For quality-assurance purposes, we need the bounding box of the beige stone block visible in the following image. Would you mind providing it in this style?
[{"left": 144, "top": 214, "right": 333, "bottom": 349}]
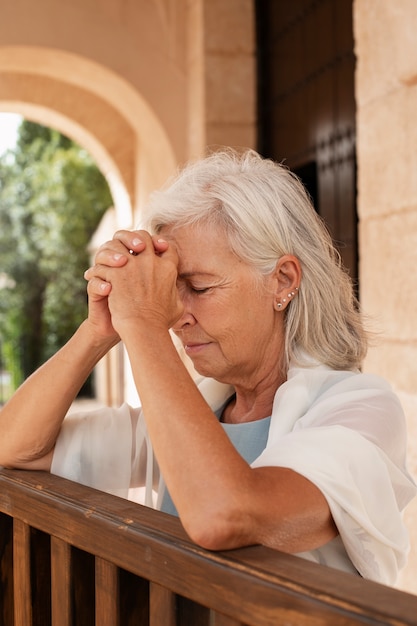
[
  {"left": 391, "top": 0, "right": 417, "bottom": 86},
  {"left": 364, "top": 341, "right": 417, "bottom": 394},
  {"left": 206, "top": 54, "right": 255, "bottom": 123},
  {"left": 357, "top": 85, "right": 417, "bottom": 217},
  {"left": 186, "top": 0, "right": 206, "bottom": 158},
  {"left": 204, "top": 0, "right": 254, "bottom": 54},
  {"left": 354, "top": 0, "right": 417, "bottom": 106},
  {"left": 360, "top": 211, "right": 417, "bottom": 342},
  {"left": 206, "top": 122, "right": 256, "bottom": 150}
]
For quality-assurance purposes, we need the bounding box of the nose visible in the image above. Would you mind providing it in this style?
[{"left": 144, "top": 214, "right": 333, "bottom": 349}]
[
  {"left": 172, "top": 309, "right": 196, "bottom": 332},
  {"left": 173, "top": 284, "right": 197, "bottom": 331}
]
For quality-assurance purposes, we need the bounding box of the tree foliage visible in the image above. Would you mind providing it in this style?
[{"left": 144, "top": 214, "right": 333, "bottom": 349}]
[{"left": 0, "top": 121, "right": 112, "bottom": 392}]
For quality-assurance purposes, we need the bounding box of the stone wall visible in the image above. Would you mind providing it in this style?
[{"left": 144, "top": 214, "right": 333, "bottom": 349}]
[{"left": 354, "top": 0, "right": 417, "bottom": 593}]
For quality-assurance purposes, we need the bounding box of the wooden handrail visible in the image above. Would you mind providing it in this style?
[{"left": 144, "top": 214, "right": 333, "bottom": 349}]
[{"left": 1, "top": 467, "right": 417, "bottom": 625}]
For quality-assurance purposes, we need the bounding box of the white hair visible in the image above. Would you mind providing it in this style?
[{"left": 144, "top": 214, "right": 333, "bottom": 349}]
[{"left": 142, "top": 149, "right": 368, "bottom": 371}]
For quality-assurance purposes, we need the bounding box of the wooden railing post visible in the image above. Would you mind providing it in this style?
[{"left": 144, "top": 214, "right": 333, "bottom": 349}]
[
  {"left": 149, "top": 582, "right": 176, "bottom": 626},
  {"left": 51, "top": 536, "right": 72, "bottom": 626},
  {"left": 95, "top": 557, "right": 119, "bottom": 626},
  {"left": 0, "top": 513, "right": 14, "bottom": 626},
  {"left": 13, "top": 519, "right": 32, "bottom": 626}
]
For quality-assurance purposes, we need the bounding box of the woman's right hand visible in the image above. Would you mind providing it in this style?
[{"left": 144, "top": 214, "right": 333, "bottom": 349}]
[{"left": 84, "top": 230, "right": 170, "bottom": 345}]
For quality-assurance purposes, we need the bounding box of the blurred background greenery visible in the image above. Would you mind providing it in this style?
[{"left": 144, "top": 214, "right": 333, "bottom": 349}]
[{"left": 0, "top": 120, "right": 112, "bottom": 402}]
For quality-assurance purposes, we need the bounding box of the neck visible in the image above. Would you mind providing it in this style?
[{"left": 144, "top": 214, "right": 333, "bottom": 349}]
[{"left": 221, "top": 372, "right": 286, "bottom": 424}]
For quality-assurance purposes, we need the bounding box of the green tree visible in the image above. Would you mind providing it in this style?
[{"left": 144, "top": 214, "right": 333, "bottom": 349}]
[{"left": 0, "top": 121, "right": 112, "bottom": 394}]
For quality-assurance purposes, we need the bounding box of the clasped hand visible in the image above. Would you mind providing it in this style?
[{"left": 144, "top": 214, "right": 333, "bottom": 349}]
[{"left": 84, "top": 230, "right": 184, "bottom": 341}]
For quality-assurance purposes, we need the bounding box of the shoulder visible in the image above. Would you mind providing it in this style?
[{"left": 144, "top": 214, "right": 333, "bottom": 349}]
[
  {"left": 286, "top": 360, "right": 397, "bottom": 404},
  {"left": 271, "top": 362, "right": 405, "bottom": 441}
]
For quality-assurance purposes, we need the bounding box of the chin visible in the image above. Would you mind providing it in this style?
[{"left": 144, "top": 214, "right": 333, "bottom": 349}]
[
  {"left": 187, "top": 352, "right": 229, "bottom": 382},
  {"left": 194, "top": 365, "right": 229, "bottom": 384}
]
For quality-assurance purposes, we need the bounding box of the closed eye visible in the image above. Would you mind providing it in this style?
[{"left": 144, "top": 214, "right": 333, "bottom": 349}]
[
  {"left": 177, "top": 275, "right": 219, "bottom": 295},
  {"left": 176, "top": 280, "right": 212, "bottom": 295}
]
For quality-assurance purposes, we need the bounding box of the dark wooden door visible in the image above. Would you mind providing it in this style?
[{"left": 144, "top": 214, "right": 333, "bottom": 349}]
[{"left": 256, "top": 0, "right": 357, "bottom": 283}]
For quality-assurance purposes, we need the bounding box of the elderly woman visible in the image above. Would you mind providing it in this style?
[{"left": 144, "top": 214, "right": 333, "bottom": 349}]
[{"left": 0, "top": 149, "right": 415, "bottom": 586}]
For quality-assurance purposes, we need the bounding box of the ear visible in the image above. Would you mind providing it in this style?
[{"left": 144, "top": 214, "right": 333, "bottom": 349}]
[{"left": 272, "top": 255, "right": 301, "bottom": 312}]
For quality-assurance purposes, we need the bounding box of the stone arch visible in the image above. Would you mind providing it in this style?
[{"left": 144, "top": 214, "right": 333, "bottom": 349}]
[
  {"left": 0, "top": 45, "right": 178, "bottom": 227},
  {"left": 0, "top": 44, "right": 182, "bottom": 407}
]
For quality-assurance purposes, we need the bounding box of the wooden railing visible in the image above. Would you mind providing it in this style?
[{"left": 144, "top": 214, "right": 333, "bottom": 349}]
[{"left": 1, "top": 468, "right": 417, "bottom": 626}]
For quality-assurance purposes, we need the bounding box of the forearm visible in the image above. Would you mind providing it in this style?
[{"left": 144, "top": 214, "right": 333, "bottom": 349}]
[
  {"left": 122, "top": 325, "right": 249, "bottom": 525},
  {"left": 0, "top": 320, "right": 115, "bottom": 468}
]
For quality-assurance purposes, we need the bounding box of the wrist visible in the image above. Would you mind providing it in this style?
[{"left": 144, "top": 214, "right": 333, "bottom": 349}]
[
  {"left": 121, "top": 321, "right": 178, "bottom": 360},
  {"left": 76, "top": 320, "right": 120, "bottom": 360},
  {"left": 116, "top": 316, "right": 171, "bottom": 342}
]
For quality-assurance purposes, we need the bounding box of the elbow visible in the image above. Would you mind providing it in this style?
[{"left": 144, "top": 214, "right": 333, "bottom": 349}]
[
  {"left": 0, "top": 445, "right": 53, "bottom": 472},
  {"left": 0, "top": 453, "right": 22, "bottom": 469},
  {"left": 181, "top": 504, "right": 249, "bottom": 551},
  {"left": 0, "top": 452, "right": 25, "bottom": 469},
  {"left": 185, "top": 526, "right": 228, "bottom": 552},
  {"left": 0, "top": 446, "right": 15, "bottom": 469},
  {"left": 0, "top": 459, "right": 14, "bottom": 469}
]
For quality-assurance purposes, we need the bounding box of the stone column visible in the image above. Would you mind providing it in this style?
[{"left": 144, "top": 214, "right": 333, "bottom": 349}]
[{"left": 354, "top": 0, "right": 417, "bottom": 593}]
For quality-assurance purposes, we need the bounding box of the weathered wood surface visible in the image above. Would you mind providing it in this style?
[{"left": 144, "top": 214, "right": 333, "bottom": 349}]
[{"left": 1, "top": 468, "right": 417, "bottom": 625}]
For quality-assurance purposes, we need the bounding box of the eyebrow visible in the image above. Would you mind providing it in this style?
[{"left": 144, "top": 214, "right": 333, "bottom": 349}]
[{"left": 178, "top": 271, "right": 218, "bottom": 280}]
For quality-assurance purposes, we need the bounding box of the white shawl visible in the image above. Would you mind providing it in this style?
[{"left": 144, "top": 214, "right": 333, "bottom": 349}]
[{"left": 51, "top": 362, "right": 416, "bottom": 585}]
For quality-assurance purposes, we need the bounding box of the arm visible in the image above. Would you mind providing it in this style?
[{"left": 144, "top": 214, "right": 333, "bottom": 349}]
[
  {"left": 87, "top": 231, "right": 336, "bottom": 554},
  {"left": 122, "top": 324, "right": 337, "bottom": 553},
  {"left": 0, "top": 245, "right": 130, "bottom": 471},
  {"left": 0, "top": 323, "right": 116, "bottom": 470}
]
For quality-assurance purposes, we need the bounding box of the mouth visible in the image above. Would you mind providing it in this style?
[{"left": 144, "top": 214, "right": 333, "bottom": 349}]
[{"left": 184, "top": 342, "right": 211, "bottom": 355}]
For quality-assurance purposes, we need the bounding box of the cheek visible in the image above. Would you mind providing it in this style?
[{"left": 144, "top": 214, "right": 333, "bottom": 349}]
[
  {"left": 212, "top": 314, "right": 254, "bottom": 353},
  {"left": 232, "top": 300, "right": 275, "bottom": 344}
]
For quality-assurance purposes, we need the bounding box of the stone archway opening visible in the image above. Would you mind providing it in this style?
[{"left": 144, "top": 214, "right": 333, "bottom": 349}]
[{"left": 0, "top": 45, "right": 179, "bottom": 407}]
